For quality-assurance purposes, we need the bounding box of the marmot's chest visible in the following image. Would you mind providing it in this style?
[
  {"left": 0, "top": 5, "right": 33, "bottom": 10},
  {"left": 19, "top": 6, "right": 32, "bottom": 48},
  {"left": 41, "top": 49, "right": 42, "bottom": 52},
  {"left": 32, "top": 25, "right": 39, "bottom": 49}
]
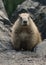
[
  {"left": 17, "top": 28, "right": 31, "bottom": 40},
  {"left": 16, "top": 27, "right": 34, "bottom": 40},
  {"left": 20, "top": 32, "right": 29, "bottom": 38}
]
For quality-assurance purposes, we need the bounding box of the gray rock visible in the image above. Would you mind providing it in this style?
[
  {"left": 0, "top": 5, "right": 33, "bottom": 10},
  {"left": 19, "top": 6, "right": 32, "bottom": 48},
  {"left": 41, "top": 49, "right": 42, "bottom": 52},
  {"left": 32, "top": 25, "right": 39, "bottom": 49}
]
[
  {"left": 0, "top": 0, "right": 11, "bottom": 25},
  {"left": 0, "top": 20, "right": 13, "bottom": 51},
  {"left": 33, "top": 0, "right": 46, "bottom": 5},
  {"left": 0, "top": 0, "right": 7, "bottom": 17},
  {"left": 35, "top": 39, "right": 46, "bottom": 57},
  {"left": 0, "top": 0, "right": 13, "bottom": 51}
]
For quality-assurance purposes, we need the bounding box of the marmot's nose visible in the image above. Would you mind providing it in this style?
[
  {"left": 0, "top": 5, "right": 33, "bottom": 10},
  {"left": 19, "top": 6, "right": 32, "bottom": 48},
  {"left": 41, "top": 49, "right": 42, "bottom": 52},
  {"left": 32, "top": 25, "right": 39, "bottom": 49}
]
[{"left": 23, "top": 21, "right": 27, "bottom": 24}]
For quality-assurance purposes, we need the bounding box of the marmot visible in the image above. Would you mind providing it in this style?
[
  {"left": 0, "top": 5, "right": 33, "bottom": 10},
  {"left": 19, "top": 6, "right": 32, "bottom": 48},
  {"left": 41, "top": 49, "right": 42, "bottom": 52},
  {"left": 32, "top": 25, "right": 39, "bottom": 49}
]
[{"left": 11, "top": 13, "right": 42, "bottom": 51}]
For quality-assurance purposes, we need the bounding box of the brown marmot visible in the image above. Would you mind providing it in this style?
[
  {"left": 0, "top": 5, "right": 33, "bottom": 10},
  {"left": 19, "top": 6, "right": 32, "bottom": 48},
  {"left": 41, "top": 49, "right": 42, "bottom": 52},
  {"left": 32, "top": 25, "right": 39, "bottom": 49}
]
[{"left": 11, "top": 13, "right": 42, "bottom": 51}]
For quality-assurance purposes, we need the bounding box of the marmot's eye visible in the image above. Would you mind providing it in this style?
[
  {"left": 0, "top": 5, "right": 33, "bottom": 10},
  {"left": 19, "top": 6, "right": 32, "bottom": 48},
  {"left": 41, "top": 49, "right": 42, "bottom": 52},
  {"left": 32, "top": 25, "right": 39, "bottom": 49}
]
[{"left": 19, "top": 17, "right": 22, "bottom": 20}]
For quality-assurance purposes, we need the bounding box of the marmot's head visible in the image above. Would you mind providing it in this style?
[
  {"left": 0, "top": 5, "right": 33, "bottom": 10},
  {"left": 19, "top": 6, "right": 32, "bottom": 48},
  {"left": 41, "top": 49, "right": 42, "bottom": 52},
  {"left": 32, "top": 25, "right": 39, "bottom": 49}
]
[{"left": 19, "top": 13, "right": 31, "bottom": 26}]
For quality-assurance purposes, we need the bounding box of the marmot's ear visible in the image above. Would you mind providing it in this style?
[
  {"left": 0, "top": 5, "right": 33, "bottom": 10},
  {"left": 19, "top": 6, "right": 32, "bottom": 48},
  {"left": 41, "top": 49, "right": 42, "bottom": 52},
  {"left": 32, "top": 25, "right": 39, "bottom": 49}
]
[
  {"left": 29, "top": 14, "right": 34, "bottom": 20},
  {"left": 28, "top": 14, "right": 32, "bottom": 20},
  {"left": 19, "top": 14, "right": 22, "bottom": 20},
  {"left": 19, "top": 14, "right": 21, "bottom": 17}
]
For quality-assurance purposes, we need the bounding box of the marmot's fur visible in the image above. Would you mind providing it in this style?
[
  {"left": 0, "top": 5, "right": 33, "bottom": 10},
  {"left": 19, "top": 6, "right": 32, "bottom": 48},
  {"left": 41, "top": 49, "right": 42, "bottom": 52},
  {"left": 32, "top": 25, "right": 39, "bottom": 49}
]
[{"left": 11, "top": 13, "right": 42, "bottom": 51}]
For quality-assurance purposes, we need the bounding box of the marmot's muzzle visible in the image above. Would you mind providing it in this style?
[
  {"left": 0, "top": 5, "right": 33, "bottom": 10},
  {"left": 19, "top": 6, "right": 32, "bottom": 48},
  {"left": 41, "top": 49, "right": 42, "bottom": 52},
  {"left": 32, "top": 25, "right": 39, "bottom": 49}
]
[{"left": 23, "top": 21, "right": 27, "bottom": 26}]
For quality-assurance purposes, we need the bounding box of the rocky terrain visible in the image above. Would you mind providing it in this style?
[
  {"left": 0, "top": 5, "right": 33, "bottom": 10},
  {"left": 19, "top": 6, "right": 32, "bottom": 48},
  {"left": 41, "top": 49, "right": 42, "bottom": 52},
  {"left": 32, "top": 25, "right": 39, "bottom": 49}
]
[{"left": 0, "top": 0, "right": 46, "bottom": 65}]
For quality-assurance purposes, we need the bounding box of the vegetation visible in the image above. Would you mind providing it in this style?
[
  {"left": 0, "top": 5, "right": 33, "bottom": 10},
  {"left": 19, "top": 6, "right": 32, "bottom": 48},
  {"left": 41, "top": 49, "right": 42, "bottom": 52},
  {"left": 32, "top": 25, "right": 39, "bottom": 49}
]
[{"left": 3, "top": 0, "right": 25, "bottom": 18}]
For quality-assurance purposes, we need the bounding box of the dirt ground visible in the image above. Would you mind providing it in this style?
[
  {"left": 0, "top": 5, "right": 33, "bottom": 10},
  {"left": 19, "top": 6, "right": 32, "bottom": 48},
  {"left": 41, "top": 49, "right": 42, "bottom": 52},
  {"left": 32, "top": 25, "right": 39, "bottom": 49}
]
[{"left": 0, "top": 50, "right": 46, "bottom": 65}]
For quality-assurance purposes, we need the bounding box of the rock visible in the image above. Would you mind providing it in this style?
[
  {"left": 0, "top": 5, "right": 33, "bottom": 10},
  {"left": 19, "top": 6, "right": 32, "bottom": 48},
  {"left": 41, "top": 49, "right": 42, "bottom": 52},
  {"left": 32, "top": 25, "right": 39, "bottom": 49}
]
[
  {"left": 0, "top": 20, "right": 13, "bottom": 51},
  {"left": 0, "top": 10, "right": 11, "bottom": 25},
  {"left": 11, "top": 0, "right": 46, "bottom": 39},
  {"left": 0, "top": 0, "right": 11, "bottom": 25},
  {"left": 0, "top": 0, "right": 13, "bottom": 51},
  {"left": 33, "top": 0, "right": 46, "bottom": 5},
  {"left": 0, "top": 0, "right": 7, "bottom": 17},
  {"left": 35, "top": 39, "right": 46, "bottom": 57}
]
